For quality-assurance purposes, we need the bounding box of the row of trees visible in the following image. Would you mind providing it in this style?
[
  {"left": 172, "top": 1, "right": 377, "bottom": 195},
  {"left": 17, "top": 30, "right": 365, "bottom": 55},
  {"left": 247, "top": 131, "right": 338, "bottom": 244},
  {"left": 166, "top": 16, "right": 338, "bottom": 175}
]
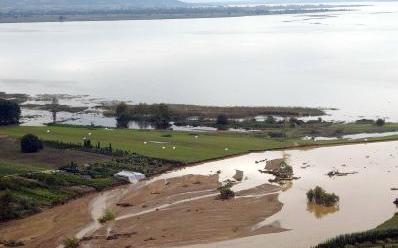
[
  {"left": 115, "top": 102, "right": 172, "bottom": 129},
  {"left": 115, "top": 101, "right": 234, "bottom": 130}
]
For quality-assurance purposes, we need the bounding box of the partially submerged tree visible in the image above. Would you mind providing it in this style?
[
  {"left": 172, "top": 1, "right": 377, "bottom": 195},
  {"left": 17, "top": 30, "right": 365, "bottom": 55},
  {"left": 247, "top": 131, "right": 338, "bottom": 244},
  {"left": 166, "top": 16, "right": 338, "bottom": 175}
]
[
  {"left": 115, "top": 102, "right": 130, "bottom": 128},
  {"left": 49, "top": 97, "right": 59, "bottom": 124},
  {"left": 307, "top": 186, "right": 339, "bottom": 207},
  {"left": 0, "top": 99, "right": 21, "bottom": 125},
  {"left": 153, "top": 103, "right": 171, "bottom": 129},
  {"left": 216, "top": 114, "right": 229, "bottom": 130}
]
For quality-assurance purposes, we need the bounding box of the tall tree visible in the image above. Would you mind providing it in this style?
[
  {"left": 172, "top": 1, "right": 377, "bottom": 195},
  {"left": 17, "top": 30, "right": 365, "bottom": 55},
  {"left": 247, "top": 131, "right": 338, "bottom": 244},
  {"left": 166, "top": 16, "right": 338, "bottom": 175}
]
[{"left": 0, "top": 99, "right": 21, "bottom": 125}]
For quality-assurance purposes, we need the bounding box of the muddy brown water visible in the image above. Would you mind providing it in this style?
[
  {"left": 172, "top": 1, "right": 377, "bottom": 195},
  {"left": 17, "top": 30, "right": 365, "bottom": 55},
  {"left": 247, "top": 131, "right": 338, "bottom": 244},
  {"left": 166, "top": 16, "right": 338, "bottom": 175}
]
[
  {"left": 155, "top": 141, "right": 398, "bottom": 248},
  {"left": 75, "top": 140, "right": 398, "bottom": 248}
]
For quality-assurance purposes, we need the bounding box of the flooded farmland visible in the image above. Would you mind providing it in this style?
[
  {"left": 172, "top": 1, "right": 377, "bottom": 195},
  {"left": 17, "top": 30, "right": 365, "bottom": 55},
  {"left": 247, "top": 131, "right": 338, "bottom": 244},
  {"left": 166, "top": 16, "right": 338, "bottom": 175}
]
[{"left": 152, "top": 141, "right": 398, "bottom": 248}]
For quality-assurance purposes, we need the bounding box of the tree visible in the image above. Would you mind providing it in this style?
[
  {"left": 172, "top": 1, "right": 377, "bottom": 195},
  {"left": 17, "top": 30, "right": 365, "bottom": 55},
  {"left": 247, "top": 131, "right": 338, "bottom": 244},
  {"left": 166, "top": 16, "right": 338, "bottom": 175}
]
[
  {"left": 115, "top": 102, "right": 130, "bottom": 128},
  {"left": 153, "top": 104, "right": 171, "bottom": 129},
  {"left": 307, "top": 186, "right": 339, "bottom": 207},
  {"left": 115, "top": 102, "right": 129, "bottom": 117},
  {"left": 0, "top": 99, "right": 21, "bottom": 125},
  {"left": 376, "top": 118, "right": 385, "bottom": 126},
  {"left": 50, "top": 97, "right": 59, "bottom": 124},
  {"left": 21, "top": 134, "right": 43, "bottom": 153},
  {"left": 216, "top": 114, "right": 229, "bottom": 125},
  {"left": 217, "top": 183, "right": 235, "bottom": 200}
]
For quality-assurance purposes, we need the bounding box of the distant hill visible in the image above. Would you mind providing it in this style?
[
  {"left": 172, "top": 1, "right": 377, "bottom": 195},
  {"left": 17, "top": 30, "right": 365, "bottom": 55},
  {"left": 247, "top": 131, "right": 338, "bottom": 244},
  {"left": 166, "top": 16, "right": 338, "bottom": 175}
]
[{"left": 0, "top": 0, "right": 189, "bottom": 11}]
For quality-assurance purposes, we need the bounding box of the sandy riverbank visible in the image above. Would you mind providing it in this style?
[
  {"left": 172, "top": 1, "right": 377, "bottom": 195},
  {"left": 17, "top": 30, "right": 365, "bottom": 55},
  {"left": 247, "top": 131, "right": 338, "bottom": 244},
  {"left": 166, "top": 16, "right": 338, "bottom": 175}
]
[
  {"left": 80, "top": 174, "right": 283, "bottom": 247},
  {"left": 0, "top": 174, "right": 283, "bottom": 248},
  {"left": 0, "top": 194, "right": 96, "bottom": 248}
]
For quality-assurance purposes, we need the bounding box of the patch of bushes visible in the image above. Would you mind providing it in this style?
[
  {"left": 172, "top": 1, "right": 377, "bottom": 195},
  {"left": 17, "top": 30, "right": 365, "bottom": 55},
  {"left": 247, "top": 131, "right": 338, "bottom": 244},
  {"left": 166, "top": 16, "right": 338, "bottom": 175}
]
[
  {"left": 62, "top": 238, "right": 79, "bottom": 248},
  {"left": 307, "top": 186, "right": 339, "bottom": 207},
  {"left": 20, "top": 134, "right": 43, "bottom": 153},
  {"left": 273, "top": 161, "right": 293, "bottom": 179},
  {"left": 44, "top": 140, "right": 128, "bottom": 157},
  {"left": 0, "top": 171, "right": 118, "bottom": 222},
  {"left": 0, "top": 190, "right": 40, "bottom": 222},
  {"left": 0, "top": 239, "right": 25, "bottom": 247},
  {"left": 98, "top": 209, "right": 115, "bottom": 224},
  {"left": 59, "top": 153, "right": 180, "bottom": 179},
  {"left": 268, "top": 131, "right": 286, "bottom": 138},
  {"left": 25, "top": 172, "right": 116, "bottom": 191},
  {"left": 217, "top": 183, "right": 235, "bottom": 200}
]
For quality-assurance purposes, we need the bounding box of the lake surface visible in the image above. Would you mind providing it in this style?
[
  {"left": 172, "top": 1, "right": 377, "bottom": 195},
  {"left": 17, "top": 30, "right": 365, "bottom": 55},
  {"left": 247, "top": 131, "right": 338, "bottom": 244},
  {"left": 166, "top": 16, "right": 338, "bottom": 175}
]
[
  {"left": 153, "top": 140, "right": 398, "bottom": 248},
  {"left": 1, "top": 2, "right": 398, "bottom": 121}
]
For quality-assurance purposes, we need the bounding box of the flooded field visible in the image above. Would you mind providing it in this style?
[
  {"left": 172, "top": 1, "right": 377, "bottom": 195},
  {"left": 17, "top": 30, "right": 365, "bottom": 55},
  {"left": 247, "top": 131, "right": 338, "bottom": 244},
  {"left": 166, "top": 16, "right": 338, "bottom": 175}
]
[{"left": 152, "top": 141, "right": 398, "bottom": 248}]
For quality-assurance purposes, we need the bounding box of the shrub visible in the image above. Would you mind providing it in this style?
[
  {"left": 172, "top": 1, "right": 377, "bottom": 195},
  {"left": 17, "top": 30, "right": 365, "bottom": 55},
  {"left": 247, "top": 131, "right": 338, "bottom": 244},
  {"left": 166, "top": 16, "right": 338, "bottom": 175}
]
[
  {"left": 217, "top": 183, "right": 235, "bottom": 200},
  {"left": 273, "top": 161, "right": 293, "bottom": 179},
  {"left": 20, "top": 134, "right": 43, "bottom": 153},
  {"left": 98, "top": 209, "right": 115, "bottom": 223},
  {"left": 307, "top": 186, "right": 339, "bottom": 207},
  {"left": 0, "top": 99, "right": 21, "bottom": 126},
  {"left": 62, "top": 238, "right": 79, "bottom": 248},
  {"left": 268, "top": 131, "right": 286, "bottom": 138},
  {"left": 376, "top": 118, "right": 385, "bottom": 126}
]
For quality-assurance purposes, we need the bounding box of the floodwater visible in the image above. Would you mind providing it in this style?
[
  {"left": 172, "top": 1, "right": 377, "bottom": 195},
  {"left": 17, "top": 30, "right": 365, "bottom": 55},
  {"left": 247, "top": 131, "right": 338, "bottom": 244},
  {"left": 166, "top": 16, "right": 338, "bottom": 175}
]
[
  {"left": 150, "top": 140, "right": 398, "bottom": 248},
  {"left": 1, "top": 2, "right": 398, "bottom": 121},
  {"left": 303, "top": 131, "right": 398, "bottom": 141}
]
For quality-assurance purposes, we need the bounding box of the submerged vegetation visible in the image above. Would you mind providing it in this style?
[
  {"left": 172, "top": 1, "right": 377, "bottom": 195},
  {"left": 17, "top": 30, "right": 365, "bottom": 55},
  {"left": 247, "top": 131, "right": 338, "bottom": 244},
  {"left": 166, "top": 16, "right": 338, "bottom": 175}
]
[
  {"left": 307, "top": 186, "right": 339, "bottom": 207},
  {"left": 115, "top": 102, "right": 172, "bottom": 129}
]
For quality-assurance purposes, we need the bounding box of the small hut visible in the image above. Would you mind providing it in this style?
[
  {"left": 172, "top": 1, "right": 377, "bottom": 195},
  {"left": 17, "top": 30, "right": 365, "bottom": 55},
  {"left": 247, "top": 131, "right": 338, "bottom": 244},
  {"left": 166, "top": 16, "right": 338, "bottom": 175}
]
[{"left": 115, "top": 171, "right": 146, "bottom": 183}]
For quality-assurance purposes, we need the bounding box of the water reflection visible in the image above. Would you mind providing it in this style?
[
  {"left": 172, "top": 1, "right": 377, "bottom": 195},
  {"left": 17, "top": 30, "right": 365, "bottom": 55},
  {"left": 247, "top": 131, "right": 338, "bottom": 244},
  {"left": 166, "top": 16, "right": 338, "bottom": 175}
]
[{"left": 306, "top": 202, "right": 340, "bottom": 219}]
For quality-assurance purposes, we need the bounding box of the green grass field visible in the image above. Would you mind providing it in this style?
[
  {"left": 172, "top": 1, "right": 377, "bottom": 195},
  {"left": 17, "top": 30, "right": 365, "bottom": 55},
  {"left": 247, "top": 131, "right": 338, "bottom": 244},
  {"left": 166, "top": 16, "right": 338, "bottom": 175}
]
[
  {"left": 0, "top": 126, "right": 303, "bottom": 163},
  {"left": 0, "top": 161, "right": 45, "bottom": 176},
  {"left": 2, "top": 125, "right": 398, "bottom": 163},
  {"left": 376, "top": 213, "right": 398, "bottom": 230}
]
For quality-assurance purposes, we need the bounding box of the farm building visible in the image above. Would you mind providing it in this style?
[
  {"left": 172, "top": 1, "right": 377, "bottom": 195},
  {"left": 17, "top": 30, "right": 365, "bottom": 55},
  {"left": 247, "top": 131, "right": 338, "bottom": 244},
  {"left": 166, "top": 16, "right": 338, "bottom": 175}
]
[{"left": 115, "top": 171, "right": 146, "bottom": 183}]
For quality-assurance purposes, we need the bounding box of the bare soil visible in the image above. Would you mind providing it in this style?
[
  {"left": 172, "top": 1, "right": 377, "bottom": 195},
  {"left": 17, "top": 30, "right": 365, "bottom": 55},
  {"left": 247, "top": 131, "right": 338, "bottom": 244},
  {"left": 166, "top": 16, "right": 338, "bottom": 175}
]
[
  {"left": 0, "top": 175, "right": 283, "bottom": 248},
  {"left": 0, "top": 137, "right": 111, "bottom": 169},
  {"left": 81, "top": 175, "right": 284, "bottom": 248},
  {"left": 0, "top": 194, "right": 96, "bottom": 248}
]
